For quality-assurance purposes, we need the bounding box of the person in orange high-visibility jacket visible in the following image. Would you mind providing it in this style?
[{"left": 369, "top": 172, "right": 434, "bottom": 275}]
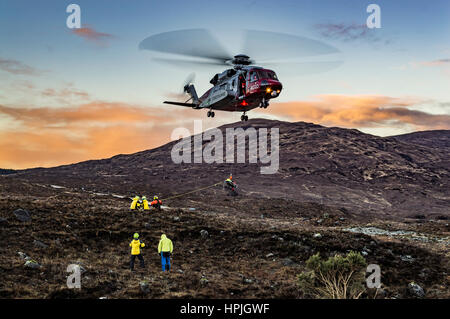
[
  {"left": 158, "top": 234, "right": 173, "bottom": 272},
  {"left": 150, "top": 195, "right": 162, "bottom": 210},
  {"left": 129, "top": 233, "right": 145, "bottom": 270}
]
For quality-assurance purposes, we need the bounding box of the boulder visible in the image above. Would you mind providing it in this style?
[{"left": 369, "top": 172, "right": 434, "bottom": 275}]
[
  {"left": 24, "top": 260, "right": 41, "bottom": 269},
  {"left": 139, "top": 281, "right": 150, "bottom": 294},
  {"left": 33, "top": 240, "right": 49, "bottom": 249},
  {"left": 18, "top": 251, "right": 29, "bottom": 260},
  {"left": 13, "top": 209, "right": 31, "bottom": 222},
  {"left": 200, "top": 276, "right": 209, "bottom": 286},
  {"left": 282, "top": 258, "right": 295, "bottom": 266},
  {"left": 313, "top": 233, "right": 322, "bottom": 239},
  {"left": 408, "top": 282, "right": 425, "bottom": 298},
  {"left": 200, "top": 230, "right": 209, "bottom": 238},
  {"left": 401, "top": 255, "right": 415, "bottom": 262}
]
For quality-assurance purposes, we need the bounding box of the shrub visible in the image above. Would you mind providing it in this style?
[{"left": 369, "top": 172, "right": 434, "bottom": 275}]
[{"left": 298, "top": 251, "right": 367, "bottom": 299}]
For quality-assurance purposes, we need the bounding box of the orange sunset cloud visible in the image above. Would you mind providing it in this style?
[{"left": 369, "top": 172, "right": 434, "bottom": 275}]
[
  {"left": 1, "top": 94, "right": 448, "bottom": 169},
  {"left": 0, "top": 101, "right": 228, "bottom": 169},
  {"left": 265, "top": 95, "right": 450, "bottom": 130}
]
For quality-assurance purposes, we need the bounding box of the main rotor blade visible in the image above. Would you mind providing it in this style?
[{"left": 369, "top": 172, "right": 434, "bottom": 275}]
[
  {"left": 151, "top": 57, "right": 229, "bottom": 68},
  {"left": 242, "top": 30, "right": 340, "bottom": 62},
  {"left": 264, "top": 61, "right": 343, "bottom": 77},
  {"left": 139, "top": 29, "right": 232, "bottom": 62}
]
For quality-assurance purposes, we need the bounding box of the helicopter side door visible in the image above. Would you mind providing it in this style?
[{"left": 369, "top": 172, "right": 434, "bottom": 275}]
[{"left": 246, "top": 69, "right": 260, "bottom": 95}]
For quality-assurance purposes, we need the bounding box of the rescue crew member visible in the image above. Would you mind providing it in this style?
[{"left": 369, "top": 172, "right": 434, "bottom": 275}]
[
  {"left": 158, "top": 234, "right": 173, "bottom": 272},
  {"left": 129, "top": 233, "right": 145, "bottom": 270},
  {"left": 150, "top": 195, "right": 162, "bottom": 210},
  {"left": 142, "top": 196, "right": 150, "bottom": 210},
  {"left": 130, "top": 196, "right": 140, "bottom": 210}
]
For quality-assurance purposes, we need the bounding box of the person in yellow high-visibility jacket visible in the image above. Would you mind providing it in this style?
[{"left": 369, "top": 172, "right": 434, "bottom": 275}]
[
  {"left": 142, "top": 196, "right": 150, "bottom": 210},
  {"left": 130, "top": 196, "right": 140, "bottom": 210},
  {"left": 158, "top": 234, "right": 173, "bottom": 272},
  {"left": 129, "top": 233, "right": 145, "bottom": 270}
]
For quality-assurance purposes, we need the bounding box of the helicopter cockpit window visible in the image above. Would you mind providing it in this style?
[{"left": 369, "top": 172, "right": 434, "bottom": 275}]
[
  {"left": 258, "top": 70, "right": 278, "bottom": 80},
  {"left": 250, "top": 71, "right": 259, "bottom": 82}
]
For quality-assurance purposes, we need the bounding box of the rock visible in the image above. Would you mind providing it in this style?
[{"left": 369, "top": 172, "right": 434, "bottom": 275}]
[
  {"left": 24, "top": 260, "right": 41, "bottom": 269},
  {"left": 408, "top": 282, "right": 425, "bottom": 298},
  {"left": 316, "top": 219, "right": 323, "bottom": 224},
  {"left": 313, "top": 233, "right": 322, "bottom": 239},
  {"left": 33, "top": 240, "right": 49, "bottom": 249},
  {"left": 99, "top": 297, "right": 108, "bottom": 299},
  {"left": 339, "top": 217, "right": 346, "bottom": 221},
  {"left": 200, "top": 277, "right": 209, "bottom": 286},
  {"left": 18, "top": 251, "right": 29, "bottom": 260},
  {"left": 243, "top": 278, "right": 253, "bottom": 284},
  {"left": 260, "top": 214, "right": 264, "bottom": 219},
  {"left": 282, "top": 258, "right": 295, "bottom": 266},
  {"left": 13, "top": 209, "right": 31, "bottom": 222},
  {"left": 0, "top": 217, "right": 8, "bottom": 225},
  {"left": 401, "top": 255, "right": 415, "bottom": 262},
  {"left": 361, "top": 251, "right": 369, "bottom": 257},
  {"left": 177, "top": 269, "right": 184, "bottom": 274},
  {"left": 173, "top": 217, "right": 180, "bottom": 221},
  {"left": 265, "top": 253, "right": 274, "bottom": 258},
  {"left": 139, "top": 281, "right": 150, "bottom": 294},
  {"left": 200, "top": 230, "right": 209, "bottom": 238},
  {"left": 144, "top": 223, "right": 151, "bottom": 229}
]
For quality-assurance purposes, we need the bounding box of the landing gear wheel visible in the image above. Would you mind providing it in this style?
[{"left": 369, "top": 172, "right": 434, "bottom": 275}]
[
  {"left": 211, "top": 111, "right": 215, "bottom": 118},
  {"left": 207, "top": 110, "right": 215, "bottom": 118},
  {"left": 241, "top": 115, "right": 248, "bottom": 121}
]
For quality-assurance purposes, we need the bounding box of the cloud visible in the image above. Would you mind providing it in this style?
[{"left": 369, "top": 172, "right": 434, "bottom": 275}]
[
  {"left": 314, "top": 23, "right": 381, "bottom": 42},
  {"left": 0, "top": 58, "right": 41, "bottom": 76},
  {"left": 263, "top": 95, "right": 450, "bottom": 130},
  {"left": 421, "top": 58, "right": 450, "bottom": 66},
  {"left": 71, "top": 26, "right": 115, "bottom": 46},
  {"left": 0, "top": 101, "right": 231, "bottom": 169}
]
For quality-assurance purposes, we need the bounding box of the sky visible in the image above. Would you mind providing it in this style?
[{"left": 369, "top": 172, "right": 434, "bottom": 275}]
[{"left": 0, "top": 0, "right": 449, "bottom": 169}]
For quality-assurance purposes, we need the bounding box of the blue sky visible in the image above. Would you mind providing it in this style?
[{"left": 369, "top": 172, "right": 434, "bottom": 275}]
[{"left": 0, "top": 0, "right": 449, "bottom": 168}]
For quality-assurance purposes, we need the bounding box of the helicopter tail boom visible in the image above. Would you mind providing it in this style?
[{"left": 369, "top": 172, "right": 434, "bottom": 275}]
[{"left": 163, "top": 101, "right": 201, "bottom": 109}]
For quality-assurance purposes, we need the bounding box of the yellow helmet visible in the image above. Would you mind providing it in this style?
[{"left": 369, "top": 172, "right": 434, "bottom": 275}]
[{"left": 154, "top": 195, "right": 158, "bottom": 200}]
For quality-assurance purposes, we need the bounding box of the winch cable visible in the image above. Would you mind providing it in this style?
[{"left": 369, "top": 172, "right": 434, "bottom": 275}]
[{"left": 162, "top": 181, "right": 223, "bottom": 201}]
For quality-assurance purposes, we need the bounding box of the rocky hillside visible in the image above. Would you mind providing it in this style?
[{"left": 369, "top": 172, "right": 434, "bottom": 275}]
[{"left": 4, "top": 119, "right": 449, "bottom": 219}]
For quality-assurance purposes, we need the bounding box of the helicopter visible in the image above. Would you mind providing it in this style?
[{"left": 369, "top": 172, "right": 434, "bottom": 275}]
[{"left": 139, "top": 29, "right": 341, "bottom": 121}]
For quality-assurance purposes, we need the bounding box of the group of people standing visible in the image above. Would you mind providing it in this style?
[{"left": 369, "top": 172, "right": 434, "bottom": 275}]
[
  {"left": 130, "top": 195, "right": 163, "bottom": 211},
  {"left": 129, "top": 233, "right": 173, "bottom": 272}
]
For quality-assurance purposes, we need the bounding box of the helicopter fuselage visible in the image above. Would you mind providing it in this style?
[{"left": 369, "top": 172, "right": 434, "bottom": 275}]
[{"left": 198, "top": 66, "right": 282, "bottom": 112}]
